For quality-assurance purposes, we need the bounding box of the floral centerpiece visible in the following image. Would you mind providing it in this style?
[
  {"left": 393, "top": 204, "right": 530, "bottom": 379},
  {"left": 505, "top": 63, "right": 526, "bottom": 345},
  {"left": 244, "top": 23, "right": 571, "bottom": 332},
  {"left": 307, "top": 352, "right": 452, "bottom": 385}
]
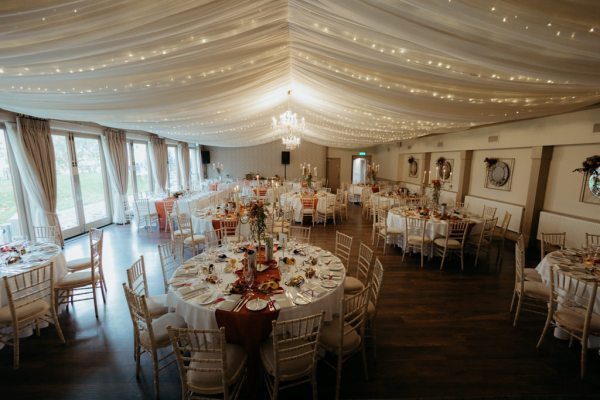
[
  {"left": 573, "top": 155, "right": 600, "bottom": 176},
  {"left": 304, "top": 173, "right": 313, "bottom": 189},
  {"left": 431, "top": 179, "right": 442, "bottom": 205},
  {"left": 171, "top": 190, "right": 185, "bottom": 199},
  {"left": 247, "top": 200, "right": 268, "bottom": 250}
]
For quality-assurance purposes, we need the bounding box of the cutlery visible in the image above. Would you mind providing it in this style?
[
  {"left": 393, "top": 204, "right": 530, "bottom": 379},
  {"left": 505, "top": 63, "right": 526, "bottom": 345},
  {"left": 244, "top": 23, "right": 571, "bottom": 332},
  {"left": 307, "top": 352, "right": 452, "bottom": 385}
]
[
  {"left": 235, "top": 297, "right": 251, "bottom": 312},
  {"left": 233, "top": 295, "right": 249, "bottom": 312},
  {"left": 182, "top": 288, "right": 207, "bottom": 300}
]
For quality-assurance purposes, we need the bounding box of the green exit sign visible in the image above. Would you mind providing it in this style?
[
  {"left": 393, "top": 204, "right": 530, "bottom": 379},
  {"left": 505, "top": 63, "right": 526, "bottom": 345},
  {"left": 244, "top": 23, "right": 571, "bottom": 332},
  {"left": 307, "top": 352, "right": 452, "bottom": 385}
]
[{"left": 358, "top": 152, "right": 366, "bottom": 156}]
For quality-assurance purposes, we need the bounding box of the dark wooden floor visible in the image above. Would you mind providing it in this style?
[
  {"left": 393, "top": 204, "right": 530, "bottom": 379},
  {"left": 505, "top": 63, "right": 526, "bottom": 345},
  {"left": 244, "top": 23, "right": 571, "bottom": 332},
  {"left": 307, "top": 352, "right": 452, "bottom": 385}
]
[{"left": 2, "top": 203, "right": 600, "bottom": 399}]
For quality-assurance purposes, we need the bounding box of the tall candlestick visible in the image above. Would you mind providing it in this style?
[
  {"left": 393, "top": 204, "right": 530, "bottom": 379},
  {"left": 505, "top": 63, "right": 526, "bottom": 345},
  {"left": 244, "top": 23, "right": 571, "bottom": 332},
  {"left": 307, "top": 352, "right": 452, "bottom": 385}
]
[{"left": 428, "top": 170, "right": 432, "bottom": 184}]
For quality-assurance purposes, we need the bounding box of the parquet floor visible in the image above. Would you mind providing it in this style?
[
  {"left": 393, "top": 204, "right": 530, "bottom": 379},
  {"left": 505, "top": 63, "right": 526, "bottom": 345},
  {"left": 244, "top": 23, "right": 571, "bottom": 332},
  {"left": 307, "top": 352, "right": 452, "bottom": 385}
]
[{"left": 2, "top": 203, "right": 600, "bottom": 399}]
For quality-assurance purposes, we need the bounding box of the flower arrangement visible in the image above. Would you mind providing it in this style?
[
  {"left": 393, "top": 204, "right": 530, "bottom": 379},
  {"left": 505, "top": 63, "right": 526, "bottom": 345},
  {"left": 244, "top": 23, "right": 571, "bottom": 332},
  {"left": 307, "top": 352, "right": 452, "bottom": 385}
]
[
  {"left": 247, "top": 200, "right": 268, "bottom": 247},
  {"left": 484, "top": 157, "right": 498, "bottom": 168},
  {"left": 573, "top": 155, "right": 600, "bottom": 176},
  {"left": 408, "top": 156, "right": 415, "bottom": 164},
  {"left": 431, "top": 179, "right": 442, "bottom": 205},
  {"left": 304, "top": 173, "right": 313, "bottom": 189},
  {"left": 171, "top": 190, "right": 185, "bottom": 199},
  {"left": 436, "top": 157, "right": 445, "bottom": 167}
]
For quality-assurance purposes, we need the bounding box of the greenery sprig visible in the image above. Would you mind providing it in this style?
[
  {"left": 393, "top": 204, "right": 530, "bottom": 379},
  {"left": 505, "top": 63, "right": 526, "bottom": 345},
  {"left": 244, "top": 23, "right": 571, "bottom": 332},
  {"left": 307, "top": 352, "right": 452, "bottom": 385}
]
[{"left": 573, "top": 155, "right": 600, "bottom": 176}]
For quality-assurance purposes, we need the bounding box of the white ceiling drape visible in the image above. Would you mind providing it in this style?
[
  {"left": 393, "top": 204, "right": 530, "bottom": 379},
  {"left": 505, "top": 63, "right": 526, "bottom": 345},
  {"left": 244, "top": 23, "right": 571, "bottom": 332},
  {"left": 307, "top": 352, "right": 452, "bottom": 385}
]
[{"left": 0, "top": 0, "right": 599, "bottom": 148}]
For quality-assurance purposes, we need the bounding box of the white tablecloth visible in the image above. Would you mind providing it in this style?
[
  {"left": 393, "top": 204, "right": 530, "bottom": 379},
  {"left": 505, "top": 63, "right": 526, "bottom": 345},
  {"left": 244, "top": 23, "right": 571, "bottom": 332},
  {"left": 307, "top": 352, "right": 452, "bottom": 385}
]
[
  {"left": 535, "top": 250, "right": 600, "bottom": 345},
  {"left": 166, "top": 244, "right": 345, "bottom": 330},
  {"left": 279, "top": 192, "right": 336, "bottom": 222},
  {"left": 386, "top": 209, "right": 483, "bottom": 251},
  {"left": 0, "top": 242, "right": 66, "bottom": 349}
]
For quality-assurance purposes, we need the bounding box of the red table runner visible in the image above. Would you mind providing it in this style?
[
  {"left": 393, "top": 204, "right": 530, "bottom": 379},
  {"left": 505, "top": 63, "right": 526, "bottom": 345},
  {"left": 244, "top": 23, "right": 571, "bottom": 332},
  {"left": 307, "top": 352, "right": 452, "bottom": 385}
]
[{"left": 214, "top": 263, "right": 281, "bottom": 398}]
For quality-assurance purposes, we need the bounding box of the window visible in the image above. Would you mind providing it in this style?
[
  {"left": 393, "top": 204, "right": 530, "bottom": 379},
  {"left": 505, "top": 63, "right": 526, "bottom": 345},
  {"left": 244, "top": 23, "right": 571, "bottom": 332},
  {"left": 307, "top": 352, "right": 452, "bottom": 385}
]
[
  {"left": 128, "top": 140, "right": 152, "bottom": 199},
  {"left": 52, "top": 132, "right": 111, "bottom": 238},
  {"left": 0, "top": 128, "right": 23, "bottom": 241},
  {"left": 167, "top": 145, "right": 180, "bottom": 191}
]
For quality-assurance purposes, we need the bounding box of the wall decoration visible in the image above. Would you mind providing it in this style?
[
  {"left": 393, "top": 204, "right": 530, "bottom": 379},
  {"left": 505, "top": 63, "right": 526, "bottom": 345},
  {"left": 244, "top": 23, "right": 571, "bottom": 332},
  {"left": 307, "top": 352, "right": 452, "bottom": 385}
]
[
  {"left": 408, "top": 156, "right": 418, "bottom": 177},
  {"left": 574, "top": 155, "right": 600, "bottom": 205},
  {"left": 437, "top": 159, "right": 453, "bottom": 181},
  {"left": 579, "top": 170, "right": 600, "bottom": 205},
  {"left": 484, "top": 157, "right": 514, "bottom": 191}
]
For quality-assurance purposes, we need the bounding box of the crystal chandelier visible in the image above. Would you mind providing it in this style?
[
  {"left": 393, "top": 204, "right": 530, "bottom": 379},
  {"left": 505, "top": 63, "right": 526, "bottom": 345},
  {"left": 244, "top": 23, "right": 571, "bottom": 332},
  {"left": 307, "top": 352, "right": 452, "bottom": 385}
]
[{"left": 272, "top": 90, "right": 304, "bottom": 150}]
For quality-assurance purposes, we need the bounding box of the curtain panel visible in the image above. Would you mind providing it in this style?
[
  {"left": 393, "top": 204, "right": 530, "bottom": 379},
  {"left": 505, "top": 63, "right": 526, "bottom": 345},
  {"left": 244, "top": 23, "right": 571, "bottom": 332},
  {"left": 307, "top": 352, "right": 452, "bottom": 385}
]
[
  {"left": 149, "top": 135, "right": 167, "bottom": 194},
  {"left": 6, "top": 117, "right": 64, "bottom": 246},
  {"left": 102, "top": 128, "right": 128, "bottom": 224},
  {"left": 178, "top": 142, "right": 190, "bottom": 190}
]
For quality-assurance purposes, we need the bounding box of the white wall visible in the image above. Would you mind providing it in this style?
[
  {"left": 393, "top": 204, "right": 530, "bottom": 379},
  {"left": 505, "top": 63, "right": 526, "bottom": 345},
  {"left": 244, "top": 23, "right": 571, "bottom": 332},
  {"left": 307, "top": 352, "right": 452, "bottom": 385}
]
[
  {"left": 343, "top": 108, "right": 600, "bottom": 241},
  {"left": 544, "top": 143, "right": 600, "bottom": 220},
  {"left": 204, "top": 140, "right": 326, "bottom": 181},
  {"left": 469, "top": 148, "right": 532, "bottom": 206}
]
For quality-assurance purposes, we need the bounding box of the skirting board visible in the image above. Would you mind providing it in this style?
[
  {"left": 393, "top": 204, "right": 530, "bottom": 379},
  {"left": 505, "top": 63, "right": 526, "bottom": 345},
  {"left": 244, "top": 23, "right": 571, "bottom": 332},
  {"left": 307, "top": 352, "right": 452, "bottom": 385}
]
[{"left": 537, "top": 211, "right": 600, "bottom": 248}]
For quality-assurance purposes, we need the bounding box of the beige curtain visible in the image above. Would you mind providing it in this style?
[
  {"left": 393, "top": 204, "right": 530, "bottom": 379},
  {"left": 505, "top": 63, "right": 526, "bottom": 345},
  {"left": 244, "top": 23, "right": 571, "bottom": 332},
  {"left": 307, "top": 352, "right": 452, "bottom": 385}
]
[
  {"left": 8, "top": 116, "right": 63, "bottom": 246},
  {"left": 178, "top": 142, "right": 190, "bottom": 190},
  {"left": 102, "top": 128, "right": 128, "bottom": 223},
  {"left": 149, "top": 135, "right": 167, "bottom": 194}
]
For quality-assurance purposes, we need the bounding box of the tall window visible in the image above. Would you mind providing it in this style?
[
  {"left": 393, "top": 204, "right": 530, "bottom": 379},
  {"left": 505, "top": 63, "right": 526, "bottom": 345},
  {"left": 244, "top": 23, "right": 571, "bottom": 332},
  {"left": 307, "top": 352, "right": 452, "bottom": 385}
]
[
  {"left": 127, "top": 141, "right": 152, "bottom": 199},
  {"left": 52, "top": 132, "right": 111, "bottom": 238},
  {"left": 0, "top": 128, "right": 22, "bottom": 240},
  {"left": 167, "top": 145, "right": 180, "bottom": 191}
]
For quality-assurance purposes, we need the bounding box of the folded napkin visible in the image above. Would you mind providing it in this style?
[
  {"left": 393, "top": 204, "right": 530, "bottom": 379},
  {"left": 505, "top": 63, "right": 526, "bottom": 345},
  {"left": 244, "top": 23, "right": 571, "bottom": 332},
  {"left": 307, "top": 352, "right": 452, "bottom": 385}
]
[
  {"left": 217, "top": 294, "right": 241, "bottom": 311},
  {"left": 271, "top": 294, "right": 294, "bottom": 308}
]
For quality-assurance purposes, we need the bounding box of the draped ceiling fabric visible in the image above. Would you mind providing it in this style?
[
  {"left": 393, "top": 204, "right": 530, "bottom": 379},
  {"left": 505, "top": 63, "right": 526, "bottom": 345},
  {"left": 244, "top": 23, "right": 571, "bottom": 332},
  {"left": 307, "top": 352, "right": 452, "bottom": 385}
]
[
  {"left": 102, "top": 128, "right": 128, "bottom": 224},
  {"left": 0, "top": 0, "right": 599, "bottom": 148}
]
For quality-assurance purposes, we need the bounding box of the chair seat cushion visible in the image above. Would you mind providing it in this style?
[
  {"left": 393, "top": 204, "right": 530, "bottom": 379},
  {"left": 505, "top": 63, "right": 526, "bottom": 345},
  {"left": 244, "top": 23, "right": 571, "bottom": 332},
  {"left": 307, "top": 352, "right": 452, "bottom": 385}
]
[
  {"left": 147, "top": 294, "right": 168, "bottom": 318},
  {"left": 260, "top": 338, "right": 314, "bottom": 380},
  {"left": 343, "top": 276, "right": 364, "bottom": 293},
  {"left": 434, "top": 238, "right": 462, "bottom": 248},
  {"left": 0, "top": 299, "right": 50, "bottom": 323},
  {"left": 56, "top": 270, "right": 94, "bottom": 288},
  {"left": 524, "top": 268, "right": 542, "bottom": 282},
  {"left": 319, "top": 316, "right": 362, "bottom": 355},
  {"left": 187, "top": 344, "right": 247, "bottom": 392},
  {"left": 184, "top": 235, "right": 206, "bottom": 245},
  {"left": 555, "top": 308, "right": 600, "bottom": 334},
  {"left": 65, "top": 257, "right": 91, "bottom": 272},
  {"left": 380, "top": 227, "right": 402, "bottom": 235},
  {"left": 520, "top": 280, "right": 549, "bottom": 300},
  {"left": 173, "top": 228, "right": 192, "bottom": 237},
  {"left": 407, "top": 235, "right": 431, "bottom": 244},
  {"left": 141, "top": 312, "right": 186, "bottom": 348}
]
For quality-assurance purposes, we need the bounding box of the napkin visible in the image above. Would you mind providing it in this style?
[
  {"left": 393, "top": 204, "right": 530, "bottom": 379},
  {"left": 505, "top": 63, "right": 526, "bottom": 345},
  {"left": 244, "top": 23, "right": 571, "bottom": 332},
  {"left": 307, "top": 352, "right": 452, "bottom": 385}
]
[
  {"left": 217, "top": 294, "right": 241, "bottom": 311},
  {"left": 271, "top": 294, "right": 293, "bottom": 308}
]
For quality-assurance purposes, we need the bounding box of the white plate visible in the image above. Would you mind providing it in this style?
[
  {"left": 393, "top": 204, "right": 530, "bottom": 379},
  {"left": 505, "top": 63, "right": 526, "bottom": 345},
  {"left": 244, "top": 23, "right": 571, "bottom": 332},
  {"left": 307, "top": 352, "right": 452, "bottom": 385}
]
[
  {"left": 321, "top": 280, "right": 338, "bottom": 289},
  {"left": 328, "top": 264, "right": 344, "bottom": 271},
  {"left": 293, "top": 296, "right": 310, "bottom": 305},
  {"left": 246, "top": 298, "right": 268, "bottom": 311}
]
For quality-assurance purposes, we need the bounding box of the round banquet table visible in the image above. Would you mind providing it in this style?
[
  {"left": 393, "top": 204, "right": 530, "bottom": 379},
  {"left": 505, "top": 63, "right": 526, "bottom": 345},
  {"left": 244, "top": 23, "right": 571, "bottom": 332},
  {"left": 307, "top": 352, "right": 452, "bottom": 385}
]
[
  {"left": 0, "top": 241, "right": 67, "bottom": 349},
  {"left": 535, "top": 249, "right": 600, "bottom": 345},
  {"left": 279, "top": 191, "right": 336, "bottom": 223},
  {"left": 371, "top": 193, "right": 400, "bottom": 209},
  {"left": 166, "top": 241, "right": 344, "bottom": 397},
  {"left": 386, "top": 208, "right": 484, "bottom": 253}
]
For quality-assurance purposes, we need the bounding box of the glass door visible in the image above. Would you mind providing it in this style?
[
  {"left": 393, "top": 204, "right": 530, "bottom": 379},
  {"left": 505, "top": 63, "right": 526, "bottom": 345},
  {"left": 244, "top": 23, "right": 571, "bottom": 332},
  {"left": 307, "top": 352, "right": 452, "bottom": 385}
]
[
  {"left": 127, "top": 140, "right": 152, "bottom": 201},
  {"left": 52, "top": 133, "right": 111, "bottom": 239},
  {"left": 351, "top": 156, "right": 371, "bottom": 184}
]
